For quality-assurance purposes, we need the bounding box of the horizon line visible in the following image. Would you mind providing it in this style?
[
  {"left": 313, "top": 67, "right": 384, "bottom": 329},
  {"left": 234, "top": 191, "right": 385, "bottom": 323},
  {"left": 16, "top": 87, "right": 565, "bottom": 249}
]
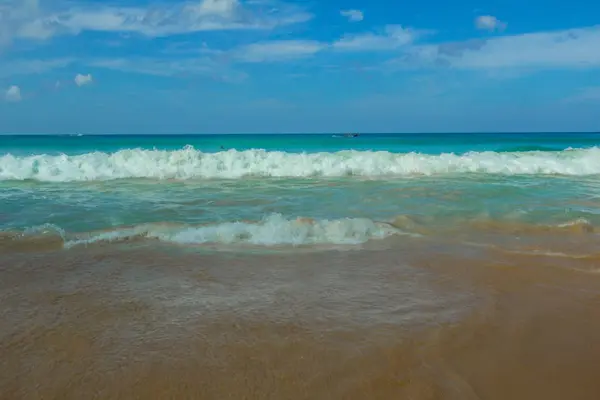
[{"left": 1, "top": 131, "right": 600, "bottom": 136}]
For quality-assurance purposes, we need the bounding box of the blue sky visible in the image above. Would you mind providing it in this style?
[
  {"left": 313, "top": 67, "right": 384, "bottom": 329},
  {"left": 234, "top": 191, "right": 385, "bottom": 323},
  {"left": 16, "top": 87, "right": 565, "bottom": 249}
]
[{"left": 0, "top": 0, "right": 599, "bottom": 133}]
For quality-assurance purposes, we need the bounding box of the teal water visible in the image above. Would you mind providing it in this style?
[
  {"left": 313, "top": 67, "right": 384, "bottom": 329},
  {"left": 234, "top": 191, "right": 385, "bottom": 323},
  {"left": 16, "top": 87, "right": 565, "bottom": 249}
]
[
  {"left": 2, "top": 133, "right": 600, "bottom": 250},
  {"left": 2, "top": 133, "right": 599, "bottom": 155}
]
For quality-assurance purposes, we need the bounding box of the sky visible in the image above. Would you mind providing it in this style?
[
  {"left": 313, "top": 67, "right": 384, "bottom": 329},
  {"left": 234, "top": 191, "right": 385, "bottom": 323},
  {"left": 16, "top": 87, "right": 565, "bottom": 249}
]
[{"left": 0, "top": 0, "right": 599, "bottom": 134}]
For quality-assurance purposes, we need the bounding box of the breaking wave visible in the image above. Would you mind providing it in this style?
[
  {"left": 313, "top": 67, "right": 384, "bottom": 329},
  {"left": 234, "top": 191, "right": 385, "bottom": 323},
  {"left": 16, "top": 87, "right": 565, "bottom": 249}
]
[
  {"left": 3, "top": 146, "right": 600, "bottom": 181},
  {"left": 0, "top": 214, "right": 403, "bottom": 251},
  {"left": 70, "top": 215, "right": 399, "bottom": 247},
  {"left": 2, "top": 214, "right": 598, "bottom": 253}
]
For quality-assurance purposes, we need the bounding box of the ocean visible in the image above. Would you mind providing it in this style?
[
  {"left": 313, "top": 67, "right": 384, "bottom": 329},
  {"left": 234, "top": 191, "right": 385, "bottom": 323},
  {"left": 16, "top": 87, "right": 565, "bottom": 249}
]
[
  {"left": 2, "top": 133, "right": 600, "bottom": 399},
  {"left": 3, "top": 132, "right": 600, "bottom": 246}
]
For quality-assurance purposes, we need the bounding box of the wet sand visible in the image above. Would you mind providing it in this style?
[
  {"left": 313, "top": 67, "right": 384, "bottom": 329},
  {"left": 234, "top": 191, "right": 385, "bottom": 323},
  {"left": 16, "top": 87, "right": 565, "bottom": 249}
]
[{"left": 1, "top": 239, "right": 600, "bottom": 400}]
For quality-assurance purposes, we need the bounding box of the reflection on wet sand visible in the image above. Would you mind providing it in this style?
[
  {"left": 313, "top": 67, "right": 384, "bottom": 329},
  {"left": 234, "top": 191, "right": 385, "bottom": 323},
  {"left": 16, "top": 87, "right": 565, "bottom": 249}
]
[{"left": 1, "top": 240, "right": 600, "bottom": 399}]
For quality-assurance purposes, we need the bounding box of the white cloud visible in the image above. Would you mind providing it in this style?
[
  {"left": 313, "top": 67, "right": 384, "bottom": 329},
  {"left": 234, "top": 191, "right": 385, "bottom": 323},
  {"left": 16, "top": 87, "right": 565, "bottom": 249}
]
[
  {"left": 234, "top": 40, "right": 326, "bottom": 62},
  {"left": 92, "top": 23, "right": 600, "bottom": 75},
  {"left": 475, "top": 15, "right": 506, "bottom": 32},
  {"left": 340, "top": 9, "right": 363, "bottom": 22},
  {"left": 395, "top": 25, "right": 600, "bottom": 70},
  {"left": 88, "top": 58, "right": 248, "bottom": 83},
  {"left": 74, "top": 73, "right": 93, "bottom": 86},
  {"left": 2, "top": 0, "right": 312, "bottom": 43},
  {"left": 190, "top": 0, "right": 239, "bottom": 16},
  {"left": 0, "top": 0, "right": 72, "bottom": 47},
  {"left": 0, "top": 58, "right": 73, "bottom": 78},
  {"left": 5, "top": 85, "right": 21, "bottom": 102},
  {"left": 333, "top": 25, "right": 417, "bottom": 51},
  {"left": 0, "top": 0, "right": 39, "bottom": 45}
]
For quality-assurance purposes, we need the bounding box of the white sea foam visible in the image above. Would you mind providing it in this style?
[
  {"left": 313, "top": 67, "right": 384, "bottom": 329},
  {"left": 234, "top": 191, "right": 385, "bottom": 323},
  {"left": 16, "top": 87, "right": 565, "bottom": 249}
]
[
  {"left": 64, "top": 214, "right": 401, "bottom": 248},
  {"left": 2, "top": 146, "right": 600, "bottom": 181}
]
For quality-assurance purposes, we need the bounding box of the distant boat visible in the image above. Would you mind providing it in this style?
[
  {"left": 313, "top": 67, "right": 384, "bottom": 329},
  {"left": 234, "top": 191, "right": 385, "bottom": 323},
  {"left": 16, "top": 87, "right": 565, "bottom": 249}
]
[{"left": 332, "top": 133, "right": 360, "bottom": 138}]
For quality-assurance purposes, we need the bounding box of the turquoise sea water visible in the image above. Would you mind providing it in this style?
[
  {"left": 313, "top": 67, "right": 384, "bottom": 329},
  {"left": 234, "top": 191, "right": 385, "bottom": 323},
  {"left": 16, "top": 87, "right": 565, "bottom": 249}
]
[{"left": 2, "top": 133, "right": 600, "bottom": 250}]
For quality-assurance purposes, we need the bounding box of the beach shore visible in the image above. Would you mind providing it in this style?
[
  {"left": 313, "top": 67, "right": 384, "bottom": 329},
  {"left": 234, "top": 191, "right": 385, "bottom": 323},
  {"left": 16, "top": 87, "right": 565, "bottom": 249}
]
[{"left": 2, "top": 239, "right": 599, "bottom": 400}]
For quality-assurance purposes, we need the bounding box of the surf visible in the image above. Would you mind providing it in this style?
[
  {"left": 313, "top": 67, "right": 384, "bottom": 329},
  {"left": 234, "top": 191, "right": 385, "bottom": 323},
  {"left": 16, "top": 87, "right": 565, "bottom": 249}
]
[{"left": 2, "top": 146, "right": 600, "bottom": 181}]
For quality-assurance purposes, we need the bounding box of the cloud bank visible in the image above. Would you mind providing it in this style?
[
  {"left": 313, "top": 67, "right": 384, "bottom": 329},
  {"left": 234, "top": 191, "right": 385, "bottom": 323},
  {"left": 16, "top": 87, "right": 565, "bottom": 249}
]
[
  {"left": 1, "top": 0, "right": 313, "bottom": 43},
  {"left": 3, "top": 2, "right": 600, "bottom": 85},
  {"left": 398, "top": 25, "right": 600, "bottom": 70}
]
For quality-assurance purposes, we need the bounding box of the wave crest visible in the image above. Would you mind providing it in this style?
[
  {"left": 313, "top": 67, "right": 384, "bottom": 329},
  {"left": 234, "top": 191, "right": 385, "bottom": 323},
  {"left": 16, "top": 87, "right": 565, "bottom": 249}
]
[
  {"left": 2, "top": 146, "right": 600, "bottom": 181},
  {"left": 62, "top": 214, "right": 400, "bottom": 248},
  {"left": 3, "top": 215, "right": 599, "bottom": 253}
]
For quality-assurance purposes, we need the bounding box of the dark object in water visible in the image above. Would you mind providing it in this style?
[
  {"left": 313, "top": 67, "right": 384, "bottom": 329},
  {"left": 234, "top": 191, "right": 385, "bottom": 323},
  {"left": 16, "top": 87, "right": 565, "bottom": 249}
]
[{"left": 343, "top": 133, "right": 360, "bottom": 138}]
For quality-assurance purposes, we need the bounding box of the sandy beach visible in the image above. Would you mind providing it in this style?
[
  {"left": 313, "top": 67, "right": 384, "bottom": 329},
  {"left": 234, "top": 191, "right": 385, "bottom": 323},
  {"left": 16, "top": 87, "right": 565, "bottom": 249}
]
[{"left": 2, "top": 236, "right": 599, "bottom": 400}]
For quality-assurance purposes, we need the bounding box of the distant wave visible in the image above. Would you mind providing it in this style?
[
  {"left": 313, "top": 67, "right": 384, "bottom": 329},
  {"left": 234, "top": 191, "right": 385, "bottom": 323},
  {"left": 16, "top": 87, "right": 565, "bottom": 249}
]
[
  {"left": 495, "top": 145, "right": 562, "bottom": 153},
  {"left": 2, "top": 146, "right": 600, "bottom": 181}
]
